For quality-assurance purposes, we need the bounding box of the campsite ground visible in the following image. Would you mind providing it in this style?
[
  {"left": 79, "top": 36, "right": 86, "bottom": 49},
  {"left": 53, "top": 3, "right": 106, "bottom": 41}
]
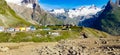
[
  {"left": 0, "top": 37, "right": 120, "bottom": 55},
  {"left": 0, "top": 26, "right": 119, "bottom": 55}
]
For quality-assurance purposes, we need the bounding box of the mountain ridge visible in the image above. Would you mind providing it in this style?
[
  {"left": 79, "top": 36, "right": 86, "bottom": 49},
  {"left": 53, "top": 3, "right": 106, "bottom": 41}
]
[
  {"left": 0, "top": 0, "right": 31, "bottom": 27},
  {"left": 93, "top": 0, "right": 120, "bottom": 35},
  {"left": 49, "top": 5, "right": 101, "bottom": 18},
  {"left": 5, "top": 0, "right": 61, "bottom": 25},
  {"left": 48, "top": 5, "right": 101, "bottom": 25}
]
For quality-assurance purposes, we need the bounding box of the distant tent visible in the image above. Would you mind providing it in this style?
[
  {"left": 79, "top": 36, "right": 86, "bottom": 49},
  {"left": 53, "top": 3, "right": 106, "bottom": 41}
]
[
  {"left": 20, "top": 27, "right": 26, "bottom": 31},
  {"left": 30, "top": 26, "right": 36, "bottom": 31},
  {"left": 7, "top": 28, "right": 15, "bottom": 32},
  {"left": 0, "top": 26, "right": 4, "bottom": 32}
]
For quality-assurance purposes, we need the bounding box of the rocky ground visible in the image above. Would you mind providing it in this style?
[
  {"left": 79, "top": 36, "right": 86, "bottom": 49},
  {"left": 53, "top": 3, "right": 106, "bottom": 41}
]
[{"left": 0, "top": 37, "right": 120, "bottom": 55}]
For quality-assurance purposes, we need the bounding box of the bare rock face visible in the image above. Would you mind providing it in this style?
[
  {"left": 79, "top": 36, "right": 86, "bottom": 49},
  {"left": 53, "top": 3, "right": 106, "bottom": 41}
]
[
  {"left": 21, "top": 0, "right": 38, "bottom": 4},
  {"left": 5, "top": 0, "right": 59, "bottom": 25},
  {"left": 0, "top": 0, "right": 31, "bottom": 27}
]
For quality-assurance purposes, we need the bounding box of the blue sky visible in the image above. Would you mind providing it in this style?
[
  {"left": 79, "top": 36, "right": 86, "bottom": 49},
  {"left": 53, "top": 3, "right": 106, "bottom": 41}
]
[{"left": 39, "top": 0, "right": 115, "bottom": 10}]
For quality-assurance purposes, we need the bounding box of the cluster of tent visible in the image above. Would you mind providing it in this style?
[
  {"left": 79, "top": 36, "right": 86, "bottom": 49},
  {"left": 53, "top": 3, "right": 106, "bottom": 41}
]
[{"left": 0, "top": 26, "right": 36, "bottom": 32}]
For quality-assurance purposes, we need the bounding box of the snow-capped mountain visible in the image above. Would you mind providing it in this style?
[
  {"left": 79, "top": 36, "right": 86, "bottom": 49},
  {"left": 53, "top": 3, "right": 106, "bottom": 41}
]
[
  {"left": 49, "top": 5, "right": 102, "bottom": 25},
  {"left": 49, "top": 5, "right": 101, "bottom": 18},
  {"left": 50, "top": 9, "right": 65, "bottom": 14},
  {"left": 68, "top": 5, "right": 101, "bottom": 18}
]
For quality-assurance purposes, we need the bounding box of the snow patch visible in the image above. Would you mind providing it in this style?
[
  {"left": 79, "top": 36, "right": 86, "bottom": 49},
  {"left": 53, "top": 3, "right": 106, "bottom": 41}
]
[
  {"left": 68, "top": 6, "right": 101, "bottom": 18},
  {"left": 50, "top": 9, "right": 65, "bottom": 14}
]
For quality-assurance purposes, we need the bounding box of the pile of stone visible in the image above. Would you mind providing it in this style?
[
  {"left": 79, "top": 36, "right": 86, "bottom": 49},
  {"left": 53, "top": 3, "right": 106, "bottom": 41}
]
[
  {"left": 0, "top": 46, "right": 9, "bottom": 52},
  {"left": 32, "top": 38, "right": 120, "bottom": 55}
]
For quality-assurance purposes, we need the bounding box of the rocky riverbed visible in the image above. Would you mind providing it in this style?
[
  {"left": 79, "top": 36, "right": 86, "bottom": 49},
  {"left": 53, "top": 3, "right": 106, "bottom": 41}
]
[{"left": 0, "top": 37, "right": 120, "bottom": 55}]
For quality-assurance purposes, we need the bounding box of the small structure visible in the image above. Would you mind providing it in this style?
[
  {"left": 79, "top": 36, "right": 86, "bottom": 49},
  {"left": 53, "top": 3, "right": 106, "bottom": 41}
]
[
  {"left": 0, "top": 26, "right": 36, "bottom": 32},
  {"left": 30, "top": 26, "right": 36, "bottom": 31},
  {"left": 49, "top": 32, "right": 60, "bottom": 36},
  {"left": 20, "top": 27, "right": 26, "bottom": 31},
  {"left": 15, "top": 27, "right": 20, "bottom": 32},
  {"left": 7, "top": 28, "right": 15, "bottom": 32},
  {"left": 51, "top": 32, "right": 60, "bottom": 36},
  {"left": 26, "top": 27, "right": 31, "bottom": 31},
  {"left": 0, "top": 26, "right": 4, "bottom": 32},
  {"left": 43, "top": 28, "right": 51, "bottom": 31}
]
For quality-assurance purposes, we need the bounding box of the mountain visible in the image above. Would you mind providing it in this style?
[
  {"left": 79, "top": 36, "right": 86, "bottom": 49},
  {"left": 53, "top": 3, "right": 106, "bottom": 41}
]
[
  {"left": 93, "top": 0, "right": 120, "bottom": 36},
  {"left": 49, "top": 5, "right": 101, "bottom": 25},
  {"left": 0, "top": 0, "right": 31, "bottom": 27},
  {"left": 5, "top": 0, "right": 61, "bottom": 25}
]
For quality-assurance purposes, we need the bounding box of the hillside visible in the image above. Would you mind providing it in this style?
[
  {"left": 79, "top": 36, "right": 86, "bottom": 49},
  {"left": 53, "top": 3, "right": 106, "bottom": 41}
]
[
  {"left": 93, "top": 0, "right": 120, "bottom": 36},
  {"left": 5, "top": 0, "right": 62, "bottom": 25},
  {"left": 0, "top": 26, "right": 111, "bottom": 42},
  {"left": 0, "top": 0, "right": 31, "bottom": 27}
]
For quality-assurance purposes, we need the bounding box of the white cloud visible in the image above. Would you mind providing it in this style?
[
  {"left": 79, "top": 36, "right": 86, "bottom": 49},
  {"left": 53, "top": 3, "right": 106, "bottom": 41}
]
[
  {"left": 5, "top": 0, "right": 22, "bottom": 5},
  {"left": 5, "top": 0, "right": 33, "bottom": 8}
]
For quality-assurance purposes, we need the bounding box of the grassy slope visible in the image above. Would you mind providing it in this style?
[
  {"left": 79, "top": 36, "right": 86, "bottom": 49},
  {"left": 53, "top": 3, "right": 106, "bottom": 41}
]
[
  {"left": 0, "top": 0, "right": 31, "bottom": 27},
  {"left": 94, "top": 1, "right": 120, "bottom": 36},
  {"left": 100, "top": 4, "right": 120, "bottom": 36},
  {"left": 0, "top": 27, "right": 110, "bottom": 42},
  {"left": 39, "top": 13, "right": 62, "bottom": 25},
  {"left": 37, "top": 9, "right": 63, "bottom": 25},
  {"left": 101, "top": 8, "right": 120, "bottom": 35}
]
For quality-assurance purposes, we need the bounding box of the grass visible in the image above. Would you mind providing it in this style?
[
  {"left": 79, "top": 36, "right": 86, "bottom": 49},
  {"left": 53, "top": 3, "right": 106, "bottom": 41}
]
[
  {"left": 0, "top": 0, "right": 61, "bottom": 27},
  {"left": 0, "top": 30, "right": 78, "bottom": 42},
  {"left": 0, "top": 26, "right": 110, "bottom": 42},
  {"left": 82, "top": 28, "right": 109, "bottom": 38},
  {"left": 99, "top": 5, "right": 120, "bottom": 35},
  {"left": 0, "top": 32, "right": 11, "bottom": 42}
]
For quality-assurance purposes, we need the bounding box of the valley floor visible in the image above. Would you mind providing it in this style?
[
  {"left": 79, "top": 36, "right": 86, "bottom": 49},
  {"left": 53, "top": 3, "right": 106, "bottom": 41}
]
[{"left": 0, "top": 37, "right": 120, "bottom": 55}]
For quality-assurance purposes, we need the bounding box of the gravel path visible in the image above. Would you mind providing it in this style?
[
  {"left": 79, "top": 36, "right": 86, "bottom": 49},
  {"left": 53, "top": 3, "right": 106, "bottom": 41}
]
[{"left": 0, "top": 37, "right": 120, "bottom": 55}]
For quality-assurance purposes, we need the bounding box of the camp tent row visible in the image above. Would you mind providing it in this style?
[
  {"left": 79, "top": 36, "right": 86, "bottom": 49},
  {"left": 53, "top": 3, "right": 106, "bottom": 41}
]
[{"left": 0, "top": 26, "right": 36, "bottom": 32}]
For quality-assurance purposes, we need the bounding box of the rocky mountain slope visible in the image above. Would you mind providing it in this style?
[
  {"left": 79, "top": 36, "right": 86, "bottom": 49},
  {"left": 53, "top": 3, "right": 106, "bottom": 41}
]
[
  {"left": 5, "top": 0, "right": 61, "bottom": 25},
  {"left": 49, "top": 5, "right": 101, "bottom": 25},
  {"left": 93, "top": 0, "right": 120, "bottom": 35},
  {"left": 0, "top": 0, "right": 31, "bottom": 27}
]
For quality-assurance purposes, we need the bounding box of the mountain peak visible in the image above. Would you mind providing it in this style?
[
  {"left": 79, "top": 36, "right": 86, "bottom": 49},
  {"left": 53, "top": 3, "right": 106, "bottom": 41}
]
[
  {"left": 108, "top": 0, "right": 120, "bottom": 7},
  {"left": 49, "top": 9, "right": 65, "bottom": 14},
  {"left": 49, "top": 5, "right": 101, "bottom": 18},
  {"left": 21, "top": 0, "right": 38, "bottom": 4},
  {"left": 89, "top": 4, "right": 97, "bottom": 9},
  {"left": 93, "top": 0, "right": 120, "bottom": 35},
  {"left": 0, "top": 0, "right": 31, "bottom": 27}
]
